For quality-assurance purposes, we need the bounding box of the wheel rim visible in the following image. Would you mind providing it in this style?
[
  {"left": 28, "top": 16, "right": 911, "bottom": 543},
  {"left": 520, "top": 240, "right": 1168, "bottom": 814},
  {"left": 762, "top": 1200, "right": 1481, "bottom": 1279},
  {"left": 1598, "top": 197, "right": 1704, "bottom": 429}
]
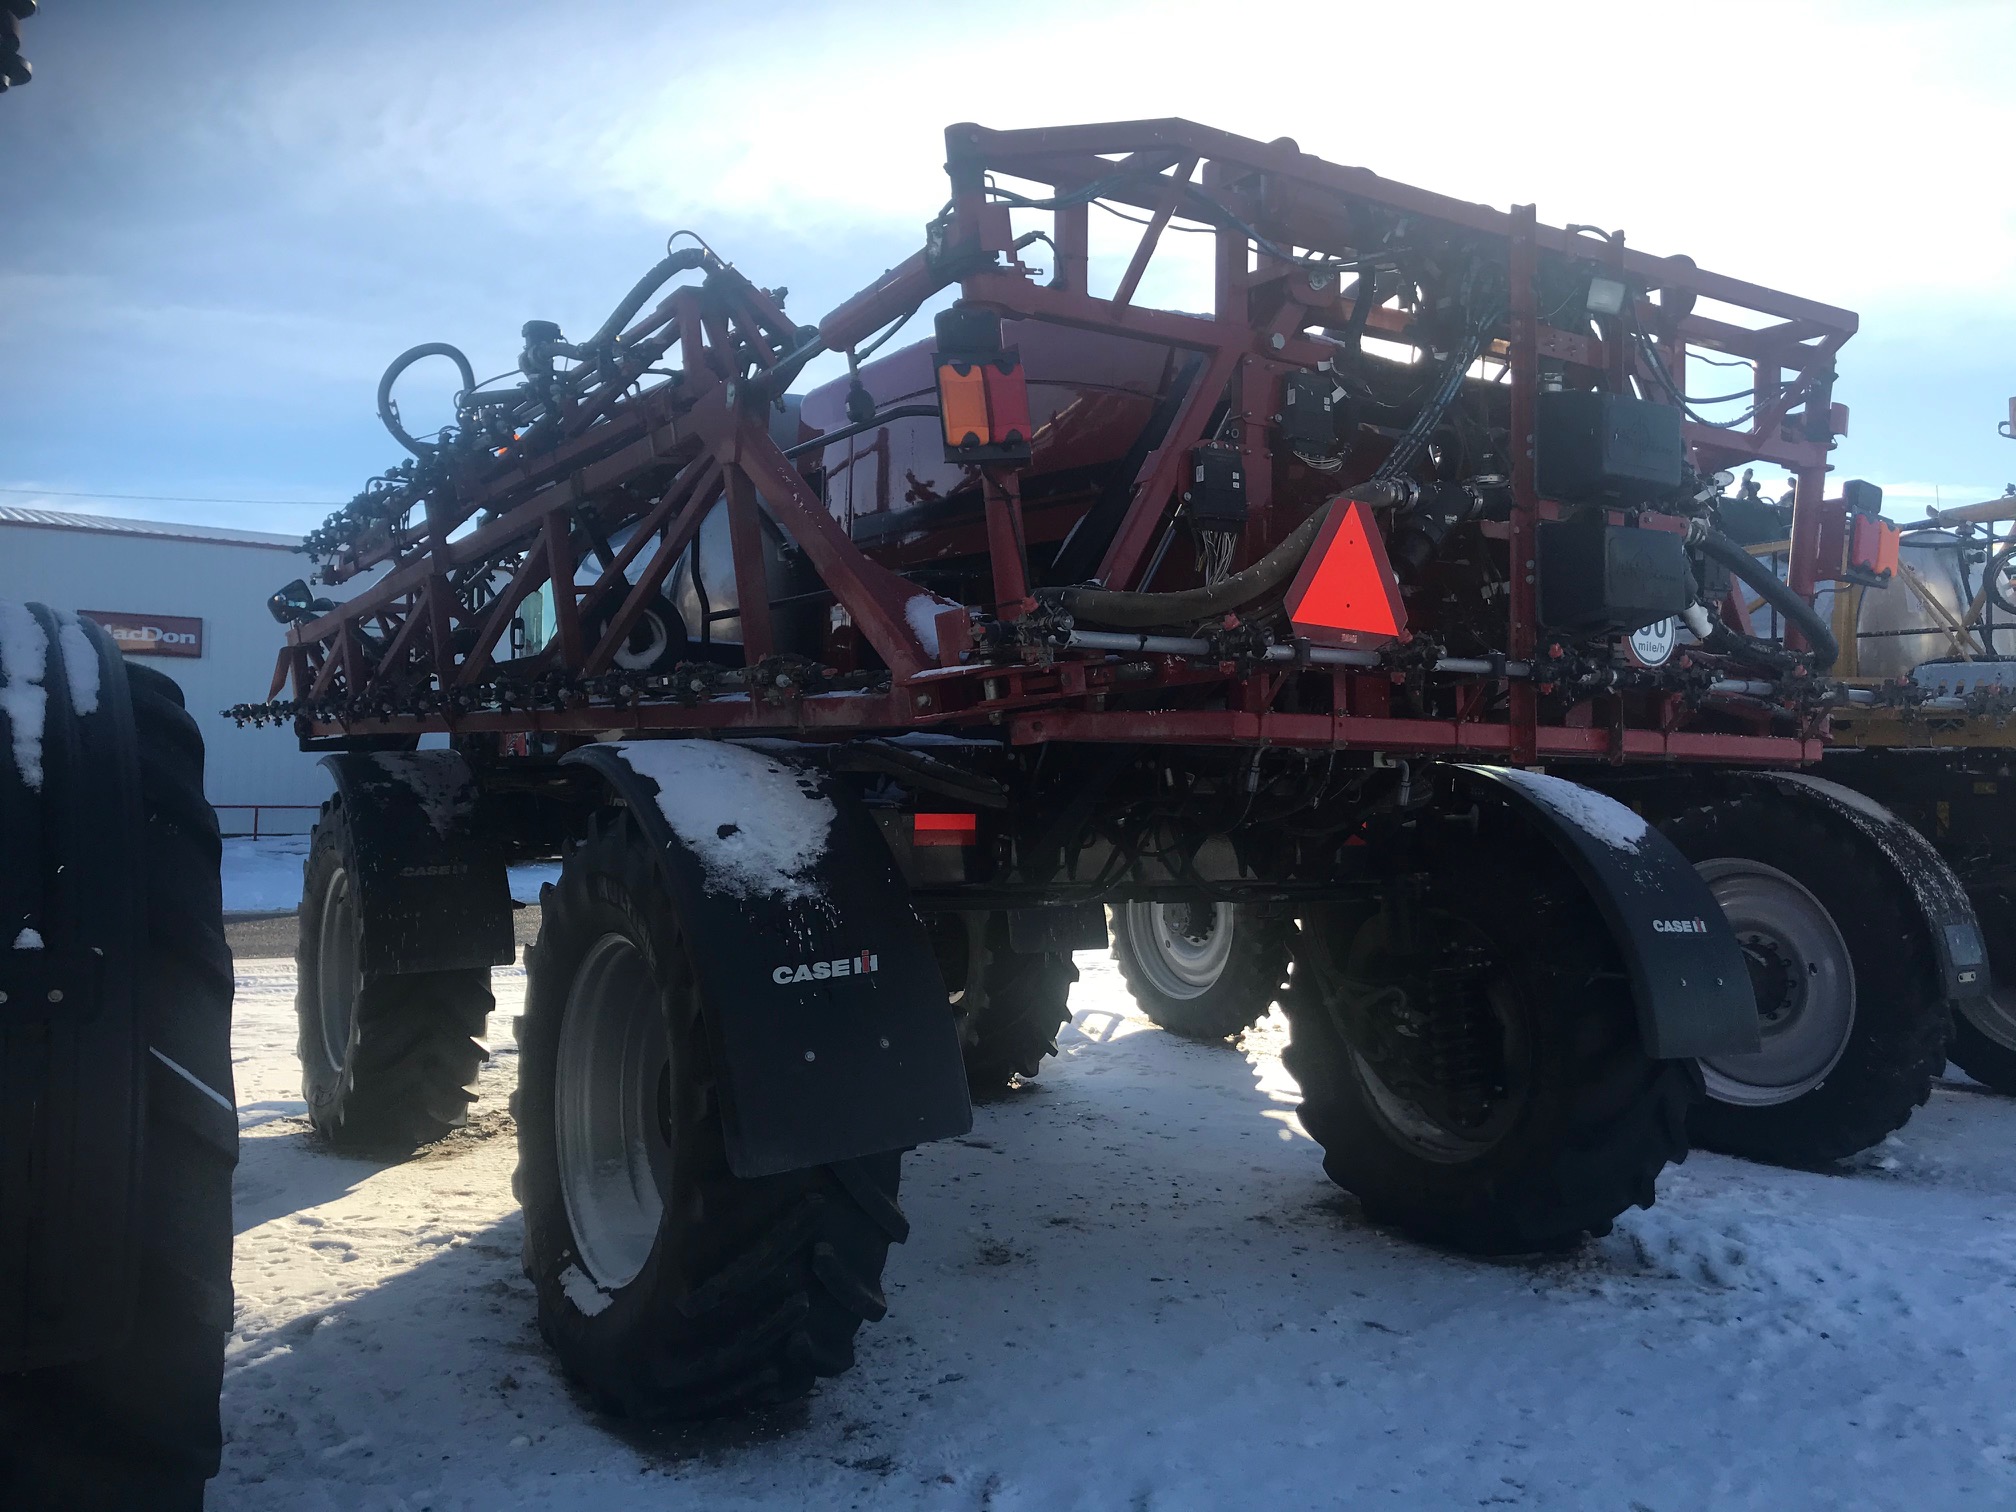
[
  {"left": 611, "top": 609, "right": 670, "bottom": 672},
  {"left": 1695, "top": 858, "right": 1856, "bottom": 1107},
  {"left": 555, "top": 933, "right": 672, "bottom": 1291},
  {"left": 1123, "top": 901, "right": 1235, "bottom": 1000},
  {"left": 314, "top": 867, "right": 360, "bottom": 1074},
  {"left": 1337, "top": 912, "right": 1530, "bottom": 1163},
  {"left": 1960, "top": 901, "right": 2016, "bottom": 1052},
  {"left": 1962, "top": 981, "right": 2016, "bottom": 1053}
]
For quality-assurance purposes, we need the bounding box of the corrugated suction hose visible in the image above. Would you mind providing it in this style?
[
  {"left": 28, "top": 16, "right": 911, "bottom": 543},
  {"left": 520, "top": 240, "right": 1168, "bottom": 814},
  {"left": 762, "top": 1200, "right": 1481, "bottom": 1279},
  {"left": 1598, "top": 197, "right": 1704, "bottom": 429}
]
[{"left": 1049, "top": 480, "right": 1414, "bottom": 631}]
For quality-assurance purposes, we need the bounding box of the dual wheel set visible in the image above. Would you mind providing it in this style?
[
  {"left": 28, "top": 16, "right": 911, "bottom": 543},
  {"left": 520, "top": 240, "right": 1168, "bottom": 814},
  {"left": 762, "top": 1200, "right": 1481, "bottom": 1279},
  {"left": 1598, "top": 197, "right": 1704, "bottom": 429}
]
[
  {"left": 292, "top": 768, "right": 1984, "bottom": 1427},
  {"left": 1117, "top": 789, "right": 1981, "bottom": 1170},
  {"left": 6, "top": 639, "right": 1987, "bottom": 1504},
  {"left": 3, "top": 670, "right": 1989, "bottom": 1502}
]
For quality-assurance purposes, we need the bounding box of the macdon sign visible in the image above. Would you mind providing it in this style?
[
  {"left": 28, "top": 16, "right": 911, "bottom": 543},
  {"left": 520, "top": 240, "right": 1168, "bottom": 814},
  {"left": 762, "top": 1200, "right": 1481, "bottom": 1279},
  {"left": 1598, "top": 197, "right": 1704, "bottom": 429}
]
[{"left": 80, "top": 610, "right": 203, "bottom": 658}]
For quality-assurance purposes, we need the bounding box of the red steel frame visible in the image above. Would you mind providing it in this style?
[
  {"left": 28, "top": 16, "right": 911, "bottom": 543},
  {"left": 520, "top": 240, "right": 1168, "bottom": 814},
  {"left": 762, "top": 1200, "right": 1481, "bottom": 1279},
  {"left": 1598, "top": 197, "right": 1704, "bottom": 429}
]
[{"left": 267, "top": 119, "right": 1857, "bottom": 767}]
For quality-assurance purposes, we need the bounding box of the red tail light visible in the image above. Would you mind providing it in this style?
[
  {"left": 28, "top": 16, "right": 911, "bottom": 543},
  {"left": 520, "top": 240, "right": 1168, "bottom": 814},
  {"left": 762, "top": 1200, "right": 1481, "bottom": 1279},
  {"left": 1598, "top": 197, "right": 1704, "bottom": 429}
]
[{"left": 913, "top": 812, "right": 979, "bottom": 847}]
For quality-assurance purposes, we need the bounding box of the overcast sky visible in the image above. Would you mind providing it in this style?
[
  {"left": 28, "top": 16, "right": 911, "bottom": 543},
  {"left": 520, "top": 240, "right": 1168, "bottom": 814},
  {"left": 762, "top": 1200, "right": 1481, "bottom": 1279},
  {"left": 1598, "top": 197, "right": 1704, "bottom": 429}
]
[{"left": 2, "top": 0, "right": 2011, "bottom": 536}]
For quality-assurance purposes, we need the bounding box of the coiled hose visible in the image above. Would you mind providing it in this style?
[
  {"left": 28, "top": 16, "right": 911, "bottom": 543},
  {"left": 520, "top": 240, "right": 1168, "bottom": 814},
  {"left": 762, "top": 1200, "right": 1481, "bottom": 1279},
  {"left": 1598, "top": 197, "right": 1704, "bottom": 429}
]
[
  {"left": 375, "top": 249, "right": 713, "bottom": 455},
  {"left": 376, "top": 342, "right": 477, "bottom": 456},
  {"left": 1048, "top": 480, "right": 1414, "bottom": 631},
  {"left": 1691, "top": 525, "right": 1840, "bottom": 671}
]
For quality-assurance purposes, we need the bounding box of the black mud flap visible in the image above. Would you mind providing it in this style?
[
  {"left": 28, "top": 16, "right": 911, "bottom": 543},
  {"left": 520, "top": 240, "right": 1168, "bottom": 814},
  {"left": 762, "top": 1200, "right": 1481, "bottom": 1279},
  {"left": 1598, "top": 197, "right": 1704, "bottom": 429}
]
[
  {"left": 319, "top": 751, "right": 514, "bottom": 976},
  {"left": 1740, "top": 771, "right": 1987, "bottom": 1001},
  {"left": 1453, "top": 765, "right": 1760, "bottom": 1061},
  {"left": 0, "top": 607, "right": 146, "bottom": 1371},
  {"left": 565, "top": 741, "right": 972, "bottom": 1178}
]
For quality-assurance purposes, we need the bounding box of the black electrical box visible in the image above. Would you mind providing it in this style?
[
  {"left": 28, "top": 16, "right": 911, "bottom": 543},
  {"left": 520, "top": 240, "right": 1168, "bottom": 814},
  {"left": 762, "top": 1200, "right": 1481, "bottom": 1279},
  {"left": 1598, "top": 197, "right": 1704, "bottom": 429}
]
[
  {"left": 1537, "top": 390, "right": 1684, "bottom": 507},
  {"left": 1539, "top": 520, "right": 1692, "bottom": 634},
  {"left": 1278, "top": 370, "right": 1337, "bottom": 454},
  {"left": 1713, "top": 495, "right": 1791, "bottom": 546},
  {"left": 1186, "top": 448, "right": 1246, "bottom": 528}
]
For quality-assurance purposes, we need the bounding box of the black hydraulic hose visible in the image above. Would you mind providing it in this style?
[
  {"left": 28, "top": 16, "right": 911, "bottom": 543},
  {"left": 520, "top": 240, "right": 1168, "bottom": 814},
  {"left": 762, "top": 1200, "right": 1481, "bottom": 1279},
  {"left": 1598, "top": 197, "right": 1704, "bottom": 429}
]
[
  {"left": 387, "top": 249, "right": 713, "bottom": 457},
  {"left": 1374, "top": 304, "right": 1502, "bottom": 482},
  {"left": 377, "top": 342, "right": 477, "bottom": 456},
  {"left": 781, "top": 405, "right": 941, "bottom": 461},
  {"left": 1693, "top": 525, "right": 1839, "bottom": 671},
  {"left": 1050, "top": 480, "right": 1413, "bottom": 630},
  {"left": 586, "top": 247, "right": 709, "bottom": 353}
]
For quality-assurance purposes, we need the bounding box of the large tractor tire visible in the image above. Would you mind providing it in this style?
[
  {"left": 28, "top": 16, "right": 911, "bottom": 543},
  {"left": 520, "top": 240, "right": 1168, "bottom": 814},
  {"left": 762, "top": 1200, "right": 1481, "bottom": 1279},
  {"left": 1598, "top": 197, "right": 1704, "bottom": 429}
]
[
  {"left": 1, "top": 637, "right": 237, "bottom": 1511},
  {"left": 295, "top": 796, "right": 492, "bottom": 1152},
  {"left": 935, "top": 913, "right": 1077, "bottom": 1093},
  {"left": 1943, "top": 888, "right": 2016, "bottom": 1094},
  {"left": 1113, "top": 900, "right": 1289, "bottom": 1041},
  {"left": 515, "top": 812, "right": 906, "bottom": 1418},
  {"left": 1661, "top": 795, "right": 1951, "bottom": 1164},
  {"left": 1282, "top": 832, "right": 1692, "bottom": 1256}
]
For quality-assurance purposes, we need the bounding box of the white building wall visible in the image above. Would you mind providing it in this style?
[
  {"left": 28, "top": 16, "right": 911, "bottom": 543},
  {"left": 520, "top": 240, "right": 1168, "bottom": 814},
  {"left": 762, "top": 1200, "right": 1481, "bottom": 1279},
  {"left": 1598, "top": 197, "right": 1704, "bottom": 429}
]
[{"left": 0, "top": 521, "right": 334, "bottom": 825}]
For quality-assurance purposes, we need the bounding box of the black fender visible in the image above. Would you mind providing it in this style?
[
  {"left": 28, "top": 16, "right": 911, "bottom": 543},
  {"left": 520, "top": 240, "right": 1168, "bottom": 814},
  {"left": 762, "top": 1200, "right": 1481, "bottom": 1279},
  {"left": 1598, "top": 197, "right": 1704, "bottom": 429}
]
[
  {"left": 0, "top": 607, "right": 146, "bottom": 1370},
  {"left": 1737, "top": 770, "right": 1987, "bottom": 1002},
  {"left": 564, "top": 740, "right": 972, "bottom": 1178},
  {"left": 1453, "top": 765, "right": 1761, "bottom": 1061},
  {"left": 318, "top": 750, "right": 514, "bottom": 977}
]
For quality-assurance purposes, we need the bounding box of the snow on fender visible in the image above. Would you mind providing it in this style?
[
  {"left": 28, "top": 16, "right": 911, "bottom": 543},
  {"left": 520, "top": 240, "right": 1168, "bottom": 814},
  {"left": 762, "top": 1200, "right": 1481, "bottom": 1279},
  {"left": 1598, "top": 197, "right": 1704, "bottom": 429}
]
[
  {"left": 610, "top": 739, "right": 836, "bottom": 902},
  {"left": 562, "top": 739, "right": 971, "bottom": 1176}
]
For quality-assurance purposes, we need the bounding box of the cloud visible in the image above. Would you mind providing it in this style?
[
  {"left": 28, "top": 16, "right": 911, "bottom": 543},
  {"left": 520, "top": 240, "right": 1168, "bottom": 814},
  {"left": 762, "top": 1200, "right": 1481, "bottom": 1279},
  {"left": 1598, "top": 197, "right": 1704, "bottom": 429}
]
[
  {"left": 211, "top": 0, "right": 2013, "bottom": 311},
  {"left": 0, "top": 273, "right": 414, "bottom": 390},
  {"left": 5, "top": 0, "right": 2013, "bottom": 520}
]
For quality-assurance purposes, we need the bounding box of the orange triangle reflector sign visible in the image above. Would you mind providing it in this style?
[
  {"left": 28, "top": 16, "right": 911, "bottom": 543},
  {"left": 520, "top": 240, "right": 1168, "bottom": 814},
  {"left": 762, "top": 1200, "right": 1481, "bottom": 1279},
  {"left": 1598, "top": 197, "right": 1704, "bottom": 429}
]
[{"left": 1283, "top": 498, "right": 1407, "bottom": 647}]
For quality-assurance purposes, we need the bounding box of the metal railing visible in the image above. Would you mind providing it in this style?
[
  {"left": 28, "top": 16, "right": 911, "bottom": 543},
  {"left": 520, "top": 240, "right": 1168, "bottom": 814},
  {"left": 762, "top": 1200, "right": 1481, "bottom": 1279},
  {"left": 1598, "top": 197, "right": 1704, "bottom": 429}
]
[{"left": 213, "top": 803, "right": 320, "bottom": 839}]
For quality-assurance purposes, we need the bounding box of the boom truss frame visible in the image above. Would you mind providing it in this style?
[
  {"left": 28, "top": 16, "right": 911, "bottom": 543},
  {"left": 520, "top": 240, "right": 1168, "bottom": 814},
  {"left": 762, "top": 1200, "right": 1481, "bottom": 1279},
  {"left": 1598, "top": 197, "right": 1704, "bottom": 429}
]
[{"left": 261, "top": 118, "right": 1857, "bottom": 767}]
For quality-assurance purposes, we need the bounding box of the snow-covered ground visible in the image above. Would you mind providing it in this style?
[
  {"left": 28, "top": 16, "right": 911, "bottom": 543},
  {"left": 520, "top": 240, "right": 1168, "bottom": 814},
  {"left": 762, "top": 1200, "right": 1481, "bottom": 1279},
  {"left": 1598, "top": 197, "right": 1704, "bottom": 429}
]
[
  {"left": 221, "top": 836, "right": 558, "bottom": 914},
  {"left": 219, "top": 948, "right": 2016, "bottom": 1511}
]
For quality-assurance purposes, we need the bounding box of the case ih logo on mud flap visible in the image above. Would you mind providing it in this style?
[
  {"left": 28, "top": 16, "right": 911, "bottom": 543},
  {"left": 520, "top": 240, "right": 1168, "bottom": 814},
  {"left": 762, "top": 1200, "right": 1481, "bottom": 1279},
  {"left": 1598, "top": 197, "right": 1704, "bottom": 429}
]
[
  {"left": 1652, "top": 917, "right": 1710, "bottom": 934},
  {"left": 772, "top": 950, "right": 880, "bottom": 985}
]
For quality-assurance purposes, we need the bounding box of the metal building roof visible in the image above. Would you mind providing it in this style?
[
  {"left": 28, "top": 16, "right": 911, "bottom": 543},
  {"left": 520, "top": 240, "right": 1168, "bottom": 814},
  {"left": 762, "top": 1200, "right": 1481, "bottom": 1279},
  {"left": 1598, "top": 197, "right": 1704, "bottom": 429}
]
[{"left": 0, "top": 505, "right": 303, "bottom": 551}]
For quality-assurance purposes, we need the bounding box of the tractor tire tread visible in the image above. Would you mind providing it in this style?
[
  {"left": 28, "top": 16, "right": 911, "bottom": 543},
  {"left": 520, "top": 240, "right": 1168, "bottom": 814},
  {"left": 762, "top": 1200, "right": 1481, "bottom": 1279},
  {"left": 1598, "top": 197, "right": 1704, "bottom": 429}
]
[
  {"left": 297, "top": 798, "right": 493, "bottom": 1154},
  {"left": 518, "top": 814, "right": 902, "bottom": 1420},
  {"left": 1282, "top": 835, "right": 1691, "bottom": 1256},
  {"left": 1, "top": 661, "right": 236, "bottom": 1512},
  {"left": 961, "top": 918, "right": 1077, "bottom": 1092}
]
